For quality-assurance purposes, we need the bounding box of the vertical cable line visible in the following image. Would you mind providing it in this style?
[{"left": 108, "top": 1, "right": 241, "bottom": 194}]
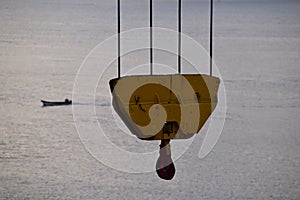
[
  {"left": 150, "top": 0, "right": 153, "bottom": 75},
  {"left": 117, "top": 0, "right": 121, "bottom": 78},
  {"left": 178, "top": 0, "right": 181, "bottom": 74},
  {"left": 209, "top": 0, "right": 213, "bottom": 76}
]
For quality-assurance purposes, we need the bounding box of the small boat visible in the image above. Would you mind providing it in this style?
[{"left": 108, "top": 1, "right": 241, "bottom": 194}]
[{"left": 41, "top": 99, "right": 72, "bottom": 107}]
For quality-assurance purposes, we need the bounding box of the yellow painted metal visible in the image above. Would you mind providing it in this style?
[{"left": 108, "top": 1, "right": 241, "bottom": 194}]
[{"left": 109, "top": 74, "right": 220, "bottom": 140}]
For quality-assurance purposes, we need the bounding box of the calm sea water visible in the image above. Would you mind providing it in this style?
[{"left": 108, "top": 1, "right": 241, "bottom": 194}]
[{"left": 1, "top": 0, "right": 299, "bottom": 199}]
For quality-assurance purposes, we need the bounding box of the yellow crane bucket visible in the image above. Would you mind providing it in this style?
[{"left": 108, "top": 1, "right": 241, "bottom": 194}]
[{"left": 109, "top": 74, "right": 220, "bottom": 140}]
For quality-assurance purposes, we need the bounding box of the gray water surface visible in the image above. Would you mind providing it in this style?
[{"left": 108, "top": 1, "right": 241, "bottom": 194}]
[{"left": 1, "top": 0, "right": 300, "bottom": 199}]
